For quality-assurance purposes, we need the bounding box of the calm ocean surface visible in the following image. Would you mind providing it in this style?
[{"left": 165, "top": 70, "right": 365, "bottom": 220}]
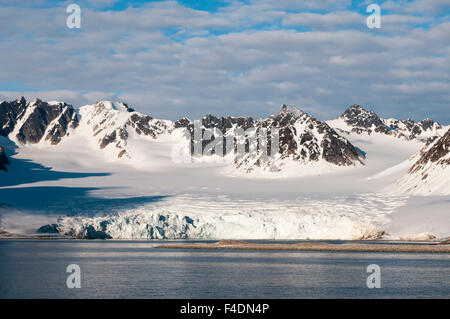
[{"left": 0, "top": 240, "right": 448, "bottom": 298}]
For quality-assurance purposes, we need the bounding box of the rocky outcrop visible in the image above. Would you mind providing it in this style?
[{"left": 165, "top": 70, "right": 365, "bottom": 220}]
[
  {"left": 0, "top": 145, "right": 9, "bottom": 172},
  {"left": 341, "top": 104, "right": 390, "bottom": 134},
  {"left": 0, "top": 97, "right": 27, "bottom": 136},
  {"left": 0, "top": 97, "right": 79, "bottom": 145},
  {"left": 409, "top": 128, "right": 450, "bottom": 175},
  {"left": 390, "top": 128, "right": 450, "bottom": 195},
  {"left": 384, "top": 117, "right": 442, "bottom": 143}
]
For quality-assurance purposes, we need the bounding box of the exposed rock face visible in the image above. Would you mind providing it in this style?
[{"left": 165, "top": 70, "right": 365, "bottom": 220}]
[
  {"left": 0, "top": 97, "right": 79, "bottom": 145},
  {"left": 383, "top": 118, "right": 443, "bottom": 143},
  {"left": 81, "top": 101, "right": 173, "bottom": 158},
  {"left": 0, "top": 97, "right": 27, "bottom": 136},
  {"left": 175, "top": 104, "right": 365, "bottom": 171},
  {"left": 341, "top": 104, "right": 389, "bottom": 134},
  {"left": 409, "top": 128, "right": 450, "bottom": 175},
  {"left": 334, "top": 104, "right": 444, "bottom": 143},
  {"left": 0, "top": 145, "right": 9, "bottom": 172},
  {"left": 265, "top": 105, "right": 364, "bottom": 167},
  {"left": 391, "top": 128, "right": 450, "bottom": 195}
]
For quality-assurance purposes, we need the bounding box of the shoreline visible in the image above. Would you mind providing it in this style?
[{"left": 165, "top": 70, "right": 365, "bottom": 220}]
[
  {"left": 1, "top": 235, "right": 450, "bottom": 253},
  {"left": 156, "top": 240, "right": 450, "bottom": 253}
]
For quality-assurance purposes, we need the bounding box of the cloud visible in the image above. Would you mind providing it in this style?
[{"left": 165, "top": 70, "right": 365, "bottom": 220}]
[
  {"left": 0, "top": 1, "right": 449, "bottom": 124},
  {"left": 250, "top": 0, "right": 351, "bottom": 11},
  {"left": 0, "top": 90, "right": 120, "bottom": 107},
  {"left": 383, "top": 0, "right": 450, "bottom": 15},
  {"left": 282, "top": 11, "right": 364, "bottom": 29}
]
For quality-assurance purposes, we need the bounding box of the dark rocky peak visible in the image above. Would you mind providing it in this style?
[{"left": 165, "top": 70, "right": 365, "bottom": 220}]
[
  {"left": 0, "top": 97, "right": 79, "bottom": 145},
  {"left": 420, "top": 118, "right": 437, "bottom": 130},
  {"left": 174, "top": 117, "right": 192, "bottom": 128},
  {"left": 338, "top": 104, "right": 392, "bottom": 135},
  {"left": 16, "top": 99, "right": 79, "bottom": 145},
  {"left": 341, "top": 104, "right": 386, "bottom": 129},
  {"left": 0, "top": 96, "right": 28, "bottom": 136}
]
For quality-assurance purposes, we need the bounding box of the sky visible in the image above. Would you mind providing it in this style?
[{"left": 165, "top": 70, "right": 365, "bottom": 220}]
[{"left": 0, "top": 0, "right": 449, "bottom": 123}]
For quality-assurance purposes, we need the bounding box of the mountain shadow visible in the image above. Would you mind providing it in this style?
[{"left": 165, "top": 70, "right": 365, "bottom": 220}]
[
  {"left": 0, "top": 186, "right": 169, "bottom": 215},
  {"left": 0, "top": 139, "right": 111, "bottom": 187}
]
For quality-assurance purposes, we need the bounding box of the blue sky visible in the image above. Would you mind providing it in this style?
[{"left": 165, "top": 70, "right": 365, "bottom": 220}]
[{"left": 0, "top": 0, "right": 449, "bottom": 123}]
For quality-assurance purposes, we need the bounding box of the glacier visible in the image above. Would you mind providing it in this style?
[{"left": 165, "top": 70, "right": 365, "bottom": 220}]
[{"left": 32, "top": 194, "right": 406, "bottom": 240}]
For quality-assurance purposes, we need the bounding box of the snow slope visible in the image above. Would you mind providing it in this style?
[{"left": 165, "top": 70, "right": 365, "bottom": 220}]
[{"left": 387, "top": 128, "right": 450, "bottom": 196}]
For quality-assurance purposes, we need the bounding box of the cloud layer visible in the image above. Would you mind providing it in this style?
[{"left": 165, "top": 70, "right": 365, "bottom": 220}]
[{"left": 0, "top": 0, "right": 449, "bottom": 123}]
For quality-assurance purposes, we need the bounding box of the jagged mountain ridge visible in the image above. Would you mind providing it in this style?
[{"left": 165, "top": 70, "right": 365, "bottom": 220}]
[
  {"left": 172, "top": 104, "right": 365, "bottom": 171},
  {"left": 328, "top": 104, "right": 444, "bottom": 143},
  {"left": 0, "top": 97, "right": 447, "bottom": 174}
]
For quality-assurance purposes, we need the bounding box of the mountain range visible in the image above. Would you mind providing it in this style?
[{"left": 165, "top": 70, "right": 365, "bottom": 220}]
[{"left": 0, "top": 97, "right": 448, "bottom": 194}]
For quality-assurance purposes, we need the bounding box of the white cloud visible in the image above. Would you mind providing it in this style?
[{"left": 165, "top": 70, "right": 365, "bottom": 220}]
[
  {"left": 383, "top": 0, "right": 450, "bottom": 15},
  {"left": 283, "top": 11, "right": 363, "bottom": 29},
  {"left": 0, "top": 1, "right": 448, "bottom": 124}
]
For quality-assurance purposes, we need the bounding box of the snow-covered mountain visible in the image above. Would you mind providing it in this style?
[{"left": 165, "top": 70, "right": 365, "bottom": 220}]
[
  {"left": 174, "top": 104, "right": 365, "bottom": 173},
  {"left": 390, "top": 128, "right": 450, "bottom": 195},
  {"left": 327, "top": 104, "right": 445, "bottom": 143},
  {"left": 326, "top": 104, "right": 449, "bottom": 196},
  {"left": 0, "top": 97, "right": 447, "bottom": 187},
  {"left": 0, "top": 98, "right": 366, "bottom": 173},
  {"left": 78, "top": 101, "right": 173, "bottom": 159}
]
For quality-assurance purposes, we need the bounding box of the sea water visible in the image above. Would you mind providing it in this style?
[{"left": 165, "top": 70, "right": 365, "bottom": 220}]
[{"left": 0, "top": 240, "right": 448, "bottom": 298}]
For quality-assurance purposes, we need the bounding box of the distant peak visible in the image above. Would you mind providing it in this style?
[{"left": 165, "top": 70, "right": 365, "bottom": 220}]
[
  {"left": 18, "top": 96, "right": 27, "bottom": 104},
  {"left": 341, "top": 104, "right": 379, "bottom": 118},
  {"left": 340, "top": 104, "right": 386, "bottom": 130},
  {"left": 279, "top": 104, "right": 306, "bottom": 118},
  {"left": 344, "top": 104, "right": 371, "bottom": 114}
]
